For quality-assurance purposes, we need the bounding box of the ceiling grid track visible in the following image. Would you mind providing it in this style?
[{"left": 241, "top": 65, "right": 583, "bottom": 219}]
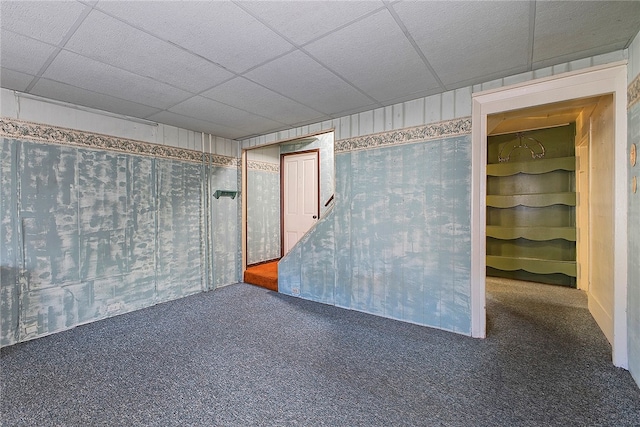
[{"left": 24, "top": 3, "right": 95, "bottom": 92}]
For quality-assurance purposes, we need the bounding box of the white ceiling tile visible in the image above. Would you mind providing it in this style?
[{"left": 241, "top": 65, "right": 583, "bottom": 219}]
[
  {"left": 0, "top": 1, "right": 87, "bottom": 45},
  {"left": 64, "top": 10, "right": 235, "bottom": 93},
  {"left": 201, "top": 78, "right": 326, "bottom": 126},
  {"left": 146, "top": 111, "right": 245, "bottom": 140},
  {"left": 0, "top": 68, "right": 34, "bottom": 92},
  {"left": 240, "top": 1, "right": 384, "bottom": 45},
  {"left": 169, "top": 95, "right": 286, "bottom": 136},
  {"left": 1, "top": 30, "right": 57, "bottom": 75},
  {"left": 42, "top": 50, "right": 192, "bottom": 109},
  {"left": 393, "top": 1, "right": 531, "bottom": 88},
  {"left": 244, "top": 50, "right": 374, "bottom": 115},
  {"left": 95, "top": 1, "right": 293, "bottom": 73},
  {"left": 304, "top": 9, "right": 440, "bottom": 103},
  {"left": 31, "top": 78, "right": 163, "bottom": 119},
  {"left": 533, "top": 1, "right": 640, "bottom": 64}
]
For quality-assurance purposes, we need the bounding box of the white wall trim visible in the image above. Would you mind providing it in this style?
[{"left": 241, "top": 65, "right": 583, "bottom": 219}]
[
  {"left": 589, "top": 292, "right": 614, "bottom": 344},
  {"left": 471, "top": 62, "right": 628, "bottom": 368}
]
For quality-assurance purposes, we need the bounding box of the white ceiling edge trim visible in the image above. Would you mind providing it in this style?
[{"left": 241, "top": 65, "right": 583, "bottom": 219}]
[{"left": 471, "top": 63, "right": 628, "bottom": 370}]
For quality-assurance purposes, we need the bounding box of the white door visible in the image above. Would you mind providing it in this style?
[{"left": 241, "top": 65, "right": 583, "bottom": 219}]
[{"left": 282, "top": 151, "right": 319, "bottom": 255}]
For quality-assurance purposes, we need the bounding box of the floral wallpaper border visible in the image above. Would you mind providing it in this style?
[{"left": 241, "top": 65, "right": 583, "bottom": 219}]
[
  {"left": 247, "top": 160, "right": 279, "bottom": 173},
  {"left": 0, "top": 118, "right": 239, "bottom": 167},
  {"left": 629, "top": 73, "right": 640, "bottom": 110},
  {"left": 335, "top": 117, "right": 472, "bottom": 153}
]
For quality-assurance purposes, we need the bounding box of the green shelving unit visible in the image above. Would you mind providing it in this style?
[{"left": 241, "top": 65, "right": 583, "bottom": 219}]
[
  {"left": 486, "top": 226, "right": 576, "bottom": 242},
  {"left": 486, "top": 124, "right": 577, "bottom": 287},
  {"left": 486, "top": 192, "right": 576, "bottom": 208},
  {"left": 486, "top": 255, "right": 577, "bottom": 277},
  {"left": 486, "top": 156, "right": 576, "bottom": 177}
]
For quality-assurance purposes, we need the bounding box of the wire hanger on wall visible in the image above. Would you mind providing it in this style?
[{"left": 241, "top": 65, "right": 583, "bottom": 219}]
[{"left": 498, "top": 132, "right": 546, "bottom": 163}]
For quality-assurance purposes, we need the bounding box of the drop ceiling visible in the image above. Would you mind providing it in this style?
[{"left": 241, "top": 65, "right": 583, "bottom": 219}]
[{"left": 2, "top": 1, "right": 639, "bottom": 140}]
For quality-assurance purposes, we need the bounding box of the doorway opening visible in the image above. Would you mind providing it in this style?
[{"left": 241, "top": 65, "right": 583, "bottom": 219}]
[
  {"left": 471, "top": 63, "right": 628, "bottom": 368},
  {"left": 486, "top": 123, "right": 579, "bottom": 288},
  {"left": 241, "top": 131, "right": 335, "bottom": 291}
]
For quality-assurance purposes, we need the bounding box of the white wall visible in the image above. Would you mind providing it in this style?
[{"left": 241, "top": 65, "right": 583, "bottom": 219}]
[
  {"left": 1, "top": 88, "right": 239, "bottom": 157},
  {"left": 247, "top": 145, "right": 280, "bottom": 164},
  {"left": 588, "top": 95, "right": 616, "bottom": 344}
]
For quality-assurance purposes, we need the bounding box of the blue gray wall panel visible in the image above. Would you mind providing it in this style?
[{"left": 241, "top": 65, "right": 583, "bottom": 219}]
[
  {"left": 247, "top": 168, "right": 280, "bottom": 265},
  {"left": 278, "top": 208, "right": 336, "bottom": 305},
  {"left": 1, "top": 140, "right": 19, "bottom": 343},
  {"left": 211, "top": 166, "right": 241, "bottom": 287},
  {"left": 156, "top": 160, "right": 204, "bottom": 301},
  {"left": 279, "top": 135, "right": 472, "bottom": 334},
  {"left": 0, "top": 137, "right": 239, "bottom": 347},
  {"left": 628, "top": 98, "right": 640, "bottom": 383}
]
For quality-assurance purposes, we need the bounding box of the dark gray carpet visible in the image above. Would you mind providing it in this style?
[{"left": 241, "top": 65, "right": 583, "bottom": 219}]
[{"left": 2, "top": 279, "right": 639, "bottom": 426}]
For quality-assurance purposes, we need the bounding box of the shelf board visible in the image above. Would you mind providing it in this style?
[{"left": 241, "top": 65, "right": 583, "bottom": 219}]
[
  {"left": 487, "top": 156, "right": 575, "bottom": 177},
  {"left": 486, "top": 226, "right": 576, "bottom": 242},
  {"left": 486, "top": 255, "right": 576, "bottom": 277},
  {"left": 487, "top": 192, "right": 576, "bottom": 208}
]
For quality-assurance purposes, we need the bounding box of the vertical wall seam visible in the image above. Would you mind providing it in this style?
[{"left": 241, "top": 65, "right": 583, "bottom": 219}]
[
  {"left": 452, "top": 140, "right": 457, "bottom": 331},
  {"left": 208, "top": 134, "right": 214, "bottom": 290},
  {"left": 200, "top": 150, "right": 207, "bottom": 292},
  {"left": 14, "top": 91, "right": 20, "bottom": 120},
  {"left": 75, "top": 146, "right": 81, "bottom": 319},
  {"left": 200, "top": 133, "right": 208, "bottom": 291},
  {"left": 438, "top": 140, "right": 443, "bottom": 328},
  {"left": 14, "top": 141, "right": 22, "bottom": 343},
  {"left": 153, "top": 158, "right": 159, "bottom": 302}
]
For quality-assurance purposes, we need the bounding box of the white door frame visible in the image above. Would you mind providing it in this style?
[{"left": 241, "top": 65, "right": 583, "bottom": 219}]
[{"left": 470, "top": 62, "right": 628, "bottom": 368}]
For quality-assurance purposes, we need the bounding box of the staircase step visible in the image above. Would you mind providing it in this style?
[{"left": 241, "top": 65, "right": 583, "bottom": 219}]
[{"left": 244, "top": 261, "right": 278, "bottom": 291}]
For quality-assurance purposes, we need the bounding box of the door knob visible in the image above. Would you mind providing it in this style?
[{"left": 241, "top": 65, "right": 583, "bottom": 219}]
[{"left": 312, "top": 215, "right": 317, "bottom": 219}]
